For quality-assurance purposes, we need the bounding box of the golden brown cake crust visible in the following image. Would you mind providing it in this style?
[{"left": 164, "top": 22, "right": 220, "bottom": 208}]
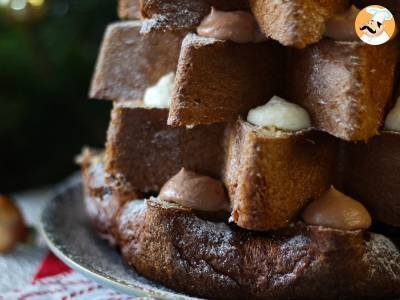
[
  {"left": 224, "top": 120, "right": 338, "bottom": 231},
  {"left": 341, "top": 131, "right": 400, "bottom": 227},
  {"left": 105, "top": 106, "right": 226, "bottom": 193},
  {"left": 140, "top": 0, "right": 249, "bottom": 31},
  {"left": 287, "top": 39, "right": 399, "bottom": 141},
  {"left": 249, "top": 0, "right": 350, "bottom": 48},
  {"left": 168, "top": 34, "right": 285, "bottom": 126},
  {"left": 114, "top": 198, "right": 400, "bottom": 300},
  {"left": 89, "top": 21, "right": 183, "bottom": 102},
  {"left": 118, "top": 0, "right": 141, "bottom": 20},
  {"left": 79, "top": 149, "right": 138, "bottom": 244},
  {"left": 140, "top": 0, "right": 210, "bottom": 31}
]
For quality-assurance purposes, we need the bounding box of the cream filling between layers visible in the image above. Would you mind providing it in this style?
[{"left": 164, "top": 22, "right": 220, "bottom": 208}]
[
  {"left": 247, "top": 96, "right": 311, "bottom": 131},
  {"left": 302, "top": 187, "right": 372, "bottom": 231},
  {"left": 143, "top": 72, "right": 175, "bottom": 108},
  {"left": 385, "top": 97, "right": 400, "bottom": 132},
  {"left": 197, "top": 7, "right": 265, "bottom": 43},
  {"left": 159, "top": 168, "right": 230, "bottom": 212}
]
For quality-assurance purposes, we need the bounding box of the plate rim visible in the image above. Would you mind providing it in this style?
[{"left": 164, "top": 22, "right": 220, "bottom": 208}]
[{"left": 39, "top": 176, "right": 200, "bottom": 300}]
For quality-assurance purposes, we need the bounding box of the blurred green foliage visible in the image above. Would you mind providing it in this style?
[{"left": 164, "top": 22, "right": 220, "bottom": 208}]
[{"left": 0, "top": 0, "right": 116, "bottom": 192}]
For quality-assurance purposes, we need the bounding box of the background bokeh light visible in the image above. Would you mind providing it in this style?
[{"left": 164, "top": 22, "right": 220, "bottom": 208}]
[{"left": 0, "top": 0, "right": 116, "bottom": 192}]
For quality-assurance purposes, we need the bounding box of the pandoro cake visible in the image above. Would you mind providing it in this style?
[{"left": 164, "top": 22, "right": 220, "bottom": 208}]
[{"left": 78, "top": 1, "right": 400, "bottom": 298}]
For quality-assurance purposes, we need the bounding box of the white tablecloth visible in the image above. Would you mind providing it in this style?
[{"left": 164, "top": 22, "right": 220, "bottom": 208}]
[
  {"left": 0, "top": 179, "right": 154, "bottom": 299},
  {"left": 0, "top": 187, "right": 53, "bottom": 293}
]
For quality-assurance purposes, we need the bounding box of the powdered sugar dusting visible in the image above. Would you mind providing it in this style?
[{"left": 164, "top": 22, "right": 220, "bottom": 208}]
[
  {"left": 189, "top": 217, "right": 233, "bottom": 242},
  {"left": 140, "top": 16, "right": 169, "bottom": 34},
  {"left": 362, "top": 234, "right": 400, "bottom": 280},
  {"left": 182, "top": 33, "right": 220, "bottom": 48},
  {"left": 140, "top": 0, "right": 209, "bottom": 32},
  {"left": 118, "top": 200, "right": 146, "bottom": 231},
  {"left": 115, "top": 100, "right": 145, "bottom": 109},
  {"left": 185, "top": 216, "right": 236, "bottom": 261}
]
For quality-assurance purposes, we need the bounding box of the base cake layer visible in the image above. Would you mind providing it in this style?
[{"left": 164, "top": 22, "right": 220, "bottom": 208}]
[
  {"left": 78, "top": 149, "right": 138, "bottom": 244},
  {"left": 81, "top": 148, "right": 400, "bottom": 300},
  {"left": 117, "top": 199, "right": 400, "bottom": 300}
]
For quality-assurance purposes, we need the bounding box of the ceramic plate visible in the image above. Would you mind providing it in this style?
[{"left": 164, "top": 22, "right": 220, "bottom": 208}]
[{"left": 40, "top": 175, "right": 199, "bottom": 300}]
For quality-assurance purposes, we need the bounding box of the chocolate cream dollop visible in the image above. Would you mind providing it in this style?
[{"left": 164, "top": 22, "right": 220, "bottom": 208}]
[
  {"left": 324, "top": 5, "right": 359, "bottom": 41},
  {"left": 302, "top": 186, "right": 372, "bottom": 230},
  {"left": 197, "top": 7, "right": 265, "bottom": 43},
  {"left": 159, "top": 168, "right": 230, "bottom": 212}
]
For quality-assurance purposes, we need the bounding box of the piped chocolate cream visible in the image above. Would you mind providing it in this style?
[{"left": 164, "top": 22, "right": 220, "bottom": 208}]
[
  {"left": 197, "top": 7, "right": 265, "bottom": 43},
  {"left": 159, "top": 168, "right": 230, "bottom": 212},
  {"left": 302, "top": 186, "right": 372, "bottom": 230},
  {"left": 324, "top": 5, "right": 359, "bottom": 41}
]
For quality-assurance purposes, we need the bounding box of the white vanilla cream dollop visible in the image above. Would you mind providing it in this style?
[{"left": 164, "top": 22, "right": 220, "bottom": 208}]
[
  {"left": 247, "top": 96, "right": 311, "bottom": 131},
  {"left": 143, "top": 72, "right": 175, "bottom": 108},
  {"left": 385, "top": 97, "right": 400, "bottom": 132}
]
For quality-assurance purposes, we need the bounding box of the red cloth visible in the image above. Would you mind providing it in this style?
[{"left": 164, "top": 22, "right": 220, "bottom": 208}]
[
  {"left": 2, "top": 252, "right": 134, "bottom": 299},
  {"left": 33, "top": 252, "right": 71, "bottom": 281}
]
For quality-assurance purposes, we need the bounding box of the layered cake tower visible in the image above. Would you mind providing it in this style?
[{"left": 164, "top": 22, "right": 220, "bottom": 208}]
[{"left": 79, "top": 0, "right": 400, "bottom": 298}]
